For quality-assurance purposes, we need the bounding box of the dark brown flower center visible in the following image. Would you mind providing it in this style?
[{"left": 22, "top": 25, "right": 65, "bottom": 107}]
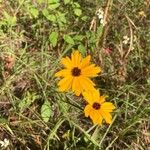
[
  {"left": 71, "top": 67, "right": 81, "bottom": 76},
  {"left": 92, "top": 102, "right": 101, "bottom": 110}
]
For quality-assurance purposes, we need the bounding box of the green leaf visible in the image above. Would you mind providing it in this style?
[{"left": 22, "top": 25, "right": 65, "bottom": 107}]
[
  {"left": 73, "top": 35, "right": 84, "bottom": 41},
  {"left": 63, "top": 35, "right": 75, "bottom": 45},
  {"left": 41, "top": 100, "right": 52, "bottom": 122},
  {"left": 3, "top": 11, "right": 17, "bottom": 26},
  {"left": 73, "top": 2, "right": 80, "bottom": 8},
  {"left": 48, "top": 0, "right": 59, "bottom": 3},
  {"left": 37, "top": 0, "right": 43, "bottom": 4},
  {"left": 81, "top": 16, "right": 88, "bottom": 21},
  {"left": 11, "top": 16, "right": 17, "bottom": 26},
  {"left": 49, "top": 31, "right": 58, "bottom": 47},
  {"left": 147, "top": 78, "right": 150, "bottom": 86},
  {"left": 74, "top": 8, "right": 82, "bottom": 16},
  {"left": 29, "top": 7, "right": 39, "bottom": 18},
  {"left": 43, "top": 9, "right": 56, "bottom": 22},
  {"left": 42, "top": 9, "right": 49, "bottom": 17},
  {"left": 56, "top": 12, "right": 66, "bottom": 24},
  {"left": 48, "top": 3, "right": 60, "bottom": 10},
  {"left": 47, "top": 15, "right": 56, "bottom": 22},
  {"left": 64, "top": 0, "right": 70, "bottom": 4},
  {"left": 18, "top": 92, "right": 38, "bottom": 113},
  {"left": 78, "top": 44, "right": 86, "bottom": 56},
  {"left": 58, "top": 98, "right": 70, "bottom": 114}
]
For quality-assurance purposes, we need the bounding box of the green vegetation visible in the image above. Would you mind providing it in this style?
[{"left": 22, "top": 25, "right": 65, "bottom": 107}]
[{"left": 0, "top": 0, "right": 150, "bottom": 149}]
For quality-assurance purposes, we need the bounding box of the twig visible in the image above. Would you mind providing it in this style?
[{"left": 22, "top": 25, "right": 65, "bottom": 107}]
[
  {"left": 124, "top": 15, "right": 134, "bottom": 59},
  {"left": 0, "top": 102, "right": 11, "bottom": 104}
]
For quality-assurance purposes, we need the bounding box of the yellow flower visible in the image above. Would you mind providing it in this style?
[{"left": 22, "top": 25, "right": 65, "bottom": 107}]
[
  {"left": 55, "top": 51, "right": 101, "bottom": 96},
  {"left": 83, "top": 89, "right": 115, "bottom": 125}
]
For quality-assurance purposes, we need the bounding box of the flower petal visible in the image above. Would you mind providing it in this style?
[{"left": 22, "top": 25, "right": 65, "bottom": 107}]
[
  {"left": 80, "top": 77, "right": 96, "bottom": 91},
  {"left": 71, "top": 51, "right": 81, "bottom": 66},
  {"left": 96, "top": 115, "right": 103, "bottom": 125},
  {"left": 101, "top": 102, "right": 115, "bottom": 112},
  {"left": 83, "top": 89, "right": 100, "bottom": 105},
  {"left": 92, "top": 89, "right": 100, "bottom": 102},
  {"left": 82, "top": 64, "right": 101, "bottom": 77},
  {"left": 100, "top": 110, "right": 112, "bottom": 124},
  {"left": 72, "top": 77, "right": 82, "bottom": 96},
  {"left": 90, "top": 110, "right": 101, "bottom": 125},
  {"left": 79, "top": 55, "right": 91, "bottom": 68},
  {"left": 61, "top": 57, "right": 73, "bottom": 69},
  {"left": 82, "top": 91, "right": 93, "bottom": 105},
  {"left": 91, "top": 110, "right": 103, "bottom": 125},
  {"left": 55, "top": 69, "right": 71, "bottom": 77},
  {"left": 84, "top": 105, "right": 92, "bottom": 117},
  {"left": 99, "top": 95, "right": 107, "bottom": 104},
  {"left": 58, "top": 76, "right": 73, "bottom": 91}
]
